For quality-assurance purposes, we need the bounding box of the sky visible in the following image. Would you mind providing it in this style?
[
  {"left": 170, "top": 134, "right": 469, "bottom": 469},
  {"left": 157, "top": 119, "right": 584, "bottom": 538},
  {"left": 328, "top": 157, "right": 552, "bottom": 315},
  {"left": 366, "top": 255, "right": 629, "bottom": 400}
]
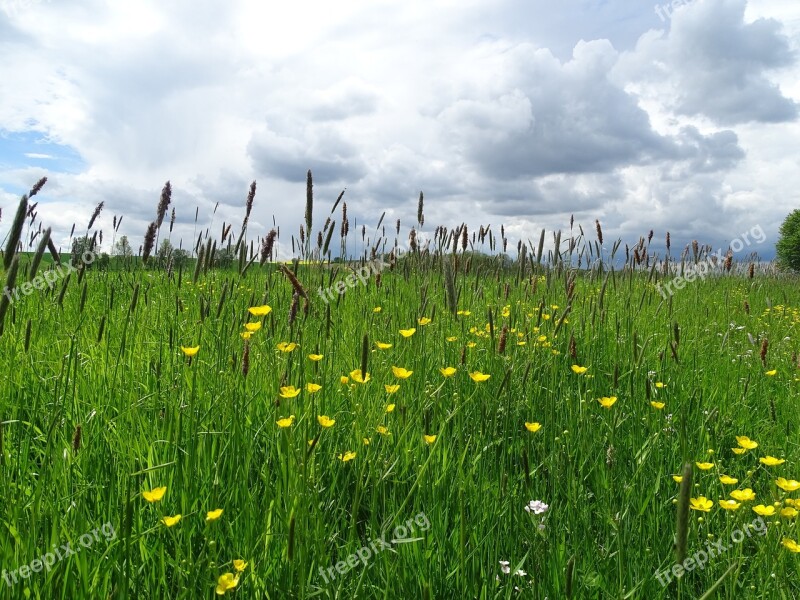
[{"left": 1, "top": 0, "right": 799, "bottom": 261}]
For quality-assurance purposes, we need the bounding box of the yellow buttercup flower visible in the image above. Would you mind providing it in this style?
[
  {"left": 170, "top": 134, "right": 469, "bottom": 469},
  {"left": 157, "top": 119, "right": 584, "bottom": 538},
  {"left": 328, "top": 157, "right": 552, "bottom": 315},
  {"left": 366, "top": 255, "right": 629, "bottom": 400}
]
[
  {"left": 695, "top": 462, "right": 714, "bottom": 471},
  {"left": 384, "top": 384, "right": 400, "bottom": 394},
  {"left": 216, "top": 572, "right": 240, "bottom": 595},
  {"left": 440, "top": 367, "right": 457, "bottom": 377},
  {"left": 340, "top": 376, "right": 350, "bottom": 385},
  {"left": 373, "top": 306, "right": 382, "bottom": 313},
  {"left": 349, "top": 369, "right": 370, "bottom": 384},
  {"left": 732, "top": 447, "right": 747, "bottom": 455},
  {"left": 305, "top": 383, "right": 322, "bottom": 394},
  {"left": 277, "top": 342, "right": 298, "bottom": 353},
  {"left": 598, "top": 396, "right": 617, "bottom": 409},
  {"left": 392, "top": 366, "right": 413, "bottom": 379},
  {"left": 161, "top": 514, "right": 182, "bottom": 527},
  {"left": 730, "top": 488, "right": 756, "bottom": 502},
  {"left": 338, "top": 451, "right": 356, "bottom": 462},
  {"left": 276, "top": 415, "right": 295, "bottom": 428},
  {"left": 753, "top": 504, "right": 775, "bottom": 516},
  {"left": 672, "top": 475, "right": 683, "bottom": 483},
  {"left": 181, "top": 346, "right": 200, "bottom": 357},
  {"left": 469, "top": 371, "right": 491, "bottom": 382},
  {"left": 446, "top": 336, "right": 458, "bottom": 342},
  {"left": 456, "top": 310, "right": 471, "bottom": 316},
  {"left": 375, "top": 341, "right": 393, "bottom": 350},
  {"left": 719, "top": 475, "right": 738, "bottom": 485},
  {"left": 765, "top": 369, "right": 777, "bottom": 376},
  {"left": 524, "top": 422, "right": 542, "bottom": 433},
  {"left": 142, "top": 486, "right": 167, "bottom": 503},
  {"left": 206, "top": 509, "right": 224, "bottom": 522},
  {"left": 248, "top": 305, "right": 272, "bottom": 316},
  {"left": 317, "top": 415, "right": 335, "bottom": 428},
  {"left": 760, "top": 456, "right": 786, "bottom": 466},
  {"left": 776, "top": 478, "right": 800, "bottom": 492},
  {"left": 386, "top": 404, "right": 396, "bottom": 413},
  {"left": 418, "top": 317, "right": 432, "bottom": 325},
  {"left": 424, "top": 434, "right": 437, "bottom": 444},
  {"left": 233, "top": 559, "right": 248, "bottom": 572},
  {"left": 782, "top": 538, "right": 800, "bottom": 553},
  {"left": 655, "top": 382, "right": 666, "bottom": 389},
  {"left": 719, "top": 499, "right": 741, "bottom": 511},
  {"left": 689, "top": 497, "right": 713, "bottom": 512},
  {"left": 571, "top": 365, "right": 588, "bottom": 374},
  {"left": 650, "top": 401, "right": 665, "bottom": 410},
  {"left": 781, "top": 507, "right": 799, "bottom": 518},
  {"left": 736, "top": 436, "right": 758, "bottom": 449},
  {"left": 466, "top": 341, "right": 477, "bottom": 348},
  {"left": 244, "top": 322, "right": 262, "bottom": 332},
  {"left": 279, "top": 386, "right": 301, "bottom": 398},
  {"left": 240, "top": 332, "right": 253, "bottom": 340},
  {"left": 399, "top": 328, "right": 416, "bottom": 338},
  {"left": 376, "top": 425, "right": 390, "bottom": 436},
  {"left": 308, "top": 354, "right": 324, "bottom": 361}
]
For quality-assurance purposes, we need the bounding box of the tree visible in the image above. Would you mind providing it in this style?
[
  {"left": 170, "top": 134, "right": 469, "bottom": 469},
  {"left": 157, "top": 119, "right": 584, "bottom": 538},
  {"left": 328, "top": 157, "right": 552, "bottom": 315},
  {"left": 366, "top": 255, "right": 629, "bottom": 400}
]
[
  {"left": 156, "top": 239, "right": 173, "bottom": 268},
  {"left": 114, "top": 235, "right": 133, "bottom": 258},
  {"left": 776, "top": 209, "right": 800, "bottom": 272}
]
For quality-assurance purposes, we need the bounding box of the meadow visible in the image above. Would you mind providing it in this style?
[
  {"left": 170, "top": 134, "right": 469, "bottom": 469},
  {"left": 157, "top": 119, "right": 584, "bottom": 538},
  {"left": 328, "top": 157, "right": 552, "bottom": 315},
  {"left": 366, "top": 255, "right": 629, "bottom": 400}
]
[{"left": 0, "top": 178, "right": 799, "bottom": 599}]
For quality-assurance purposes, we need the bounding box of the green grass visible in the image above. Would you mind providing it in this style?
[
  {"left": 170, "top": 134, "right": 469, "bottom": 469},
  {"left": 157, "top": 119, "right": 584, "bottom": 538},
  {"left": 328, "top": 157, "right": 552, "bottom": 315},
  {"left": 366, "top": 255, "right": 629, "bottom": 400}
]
[{"left": 0, "top": 249, "right": 799, "bottom": 599}]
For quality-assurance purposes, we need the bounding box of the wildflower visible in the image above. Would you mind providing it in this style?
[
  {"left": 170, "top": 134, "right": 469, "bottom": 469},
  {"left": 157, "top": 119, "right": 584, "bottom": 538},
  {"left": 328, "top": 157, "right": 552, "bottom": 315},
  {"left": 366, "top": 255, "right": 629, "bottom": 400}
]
[
  {"left": 392, "top": 366, "right": 413, "bottom": 379},
  {"left": 765, "top": 369, "right": 777, "bottom": 376},
  {"left": 276, "top": 415, "right": 295, "bottom": 428},
  {"left": 384, "top": 384, "right": 400, "bottom": 394},
  {"left": 655, "top": 382, "right": 666, "bottom": 389},
  {"left": 469, "top": 371, "right": 491, "bottom": 382},
  {"left": 695, "top": 462, "right": 714, "bottom": 471},
  {"left": 776, "top": 478, "right": 800, "bottom": 492},
  {"left": 424, "top": 434, "right": 437, "bottom": 444},
  {"left": 719, "top": 500, "right": 741, "bottom": 511},
  {"left": 349, "top": 369, "right": 370, "bottom": 383},
  {"left": 418, "top": 317, "right": 432, "bottom": 326},
  {"left": 305, "top": 383, "right": 322, "bottom": 394},
  {"left": 373, "top": 306, "right": 382, "bottom": 313},
  {"left": 308, "top": 354, "right": 324, "bottom": 361},
  {"left": 782, "top": 538, "right": 800, "bottom": 553},
  {"left": 672, "top": 475, "right": 683, "bottom": 483},
  {"left": 781, "top": 507, "right": 799, "bottom": 518},
  {"left": 689, "top": 497, "right": 713, "bottom": 512},
  {"left": 216, "top": 572, "right": 240, "bottom": 595},
  {"left": 161, "top": 514, "right": 182, "bottom": 527},
  {"left": 206, "top": 509, "right": 224, "bottom": 522},
  {"left": 317, "top": 415, "right": 335, "bottom": 428},
  {"left": 719, "top": 475, "right": 738, "bottom": 485},
  {"left": 233, "top": 559, "right": 248, "bottom": 572},
  {"left": 457, "top": 310, "right": 471, "bottom": 316},
  {"left": 732, "top": 447, "right": 747, "bottom": 455},
  {"left": 386, "top": 404, "right": 396, "bottom": 413},
  {"left": 376, "top": 425, "right": 390, "bottom": 436},
  {"left": 375, "top": 342, "right": 393, "bottom": 350},
  {"left": 180, "top": 346, "right": 200, "bottom": 357},
  {"left": 753, "top": 505, "right": 775, "bottom": 516},
  {"left": 338, "top": 451, "right": 356, "bottom": 462},
  {"left": 570, "top": 365, "right": 588, "bottom": 374},
  {"left": 598, "top": 396, "right": 617, "bottom": 409},
  {"left": 244, "top": 322, "right": 262, "bottom": 332},
  {"left": 440, "top": 367, "right": 457, "bottom": 377},
  {"left": 446, "top": 336, "right": 458, "bottom": 342},
  {"left": 142, "top": 486, "right": 167, "bottom": 503},
  {"left": 248, "top": 305, "right": 272, "bottom": 316},
  {"left": 240, "top": 332, "right": 252, "bottom": 340},
  {"left": 340, "top": 376, "right": 349, "bottom": 384},
  {"left": 736, "top": 436, "right": 758, "bottom": 449},
  {"left": 277, "top": 342, "right": 298, "bottom": 353},
  {"left": 466, "top": 341, "right": 477, "bottom": 348},
  {"left": 499, "top": 560, "right": 511, "bottom": 574},
  {"left": 760, "top": 456, "right": 786, "bottom": 466},
  {"left": 524, "top": 422, "right": 542, "bottom": 433},
  {"left": 279, "top": 386, "right": 301, "bottom": 399},
  {"left": 399, "top": 328, "right": 416, "bottom": 338},
  {"left": 525, "top": 500, "right": 549, "bottom": 514},
  {"left": 730, "top": 489, "right": 756, "bottom": 502},
  {"left": 650, "top": 401, "right": 665, "bottom": 410}
]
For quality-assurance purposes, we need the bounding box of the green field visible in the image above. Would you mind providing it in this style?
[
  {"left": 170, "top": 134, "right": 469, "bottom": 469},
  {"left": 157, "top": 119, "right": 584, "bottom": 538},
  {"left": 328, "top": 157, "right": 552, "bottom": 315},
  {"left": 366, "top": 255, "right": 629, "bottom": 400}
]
[{"left": 1, "top": 199, "right": 800, "bottom": 598}]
